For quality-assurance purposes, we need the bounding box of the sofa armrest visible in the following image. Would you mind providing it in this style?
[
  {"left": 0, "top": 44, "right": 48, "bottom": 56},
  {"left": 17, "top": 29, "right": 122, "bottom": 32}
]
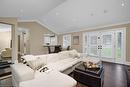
[{"left": 11, "top": 63, "right": 34, "bottom": 85}]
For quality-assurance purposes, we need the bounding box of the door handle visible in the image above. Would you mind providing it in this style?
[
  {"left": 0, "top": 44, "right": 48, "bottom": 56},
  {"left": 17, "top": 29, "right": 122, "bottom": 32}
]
[{"left": 100, "top": 45, "right": 102, "bottom": 49}]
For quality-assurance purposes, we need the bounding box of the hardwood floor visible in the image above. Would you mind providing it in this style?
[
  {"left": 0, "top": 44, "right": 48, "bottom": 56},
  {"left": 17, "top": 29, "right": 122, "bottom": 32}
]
[
  {"left": 102, "top": 62, "right": 127, "bottom": 87},
  {"left": 0, "top": 62, "right": 128, "bottom": 87},
  {"left": 76, "top": 62, "right": 128, "bottom": 87}
]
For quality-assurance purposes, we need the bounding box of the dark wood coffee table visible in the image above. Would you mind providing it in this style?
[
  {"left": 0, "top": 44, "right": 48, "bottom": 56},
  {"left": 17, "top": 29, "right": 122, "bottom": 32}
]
[{"left": 74, "top": 63, "right": 104, "bottom": 87}]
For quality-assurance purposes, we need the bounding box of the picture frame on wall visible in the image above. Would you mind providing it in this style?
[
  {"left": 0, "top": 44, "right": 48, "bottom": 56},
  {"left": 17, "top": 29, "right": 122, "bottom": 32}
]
[{"left": 73, "top": 36, "right": 79, "bottom": 45}]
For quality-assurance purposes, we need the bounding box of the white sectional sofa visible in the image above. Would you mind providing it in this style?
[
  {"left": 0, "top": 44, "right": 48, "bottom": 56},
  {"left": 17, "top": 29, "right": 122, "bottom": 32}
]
[{"left": 11, "top": 50, "right": 81, "bottom": 87}]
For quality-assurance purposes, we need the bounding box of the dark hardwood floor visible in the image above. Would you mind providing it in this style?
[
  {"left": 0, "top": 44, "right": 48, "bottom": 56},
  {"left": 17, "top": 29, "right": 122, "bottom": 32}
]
[{"left": 77, "top": 62, "right": 128, "bottom": 87}]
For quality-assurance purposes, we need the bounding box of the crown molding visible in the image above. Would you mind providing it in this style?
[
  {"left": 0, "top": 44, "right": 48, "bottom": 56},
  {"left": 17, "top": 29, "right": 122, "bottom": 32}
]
[
  {"left": 36, "top": 20, "right": 58, "bottom": 34},
  {"left": 59, "top": 21, "right": 130, "bottom": 34},
  {"left": 18, "top": 19, "right": 130, "bottom": 35}
]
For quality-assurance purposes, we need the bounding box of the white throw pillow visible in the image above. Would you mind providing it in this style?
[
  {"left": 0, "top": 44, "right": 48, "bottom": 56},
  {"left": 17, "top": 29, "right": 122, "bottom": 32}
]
[
  {"left": 27, "top": 57, "right": 45, "bottom": 70},
  {"left": 59, "top": 51, "right": 70, "bottom": 59},
  {"left": 68, "top": 50, "right": 80, "bottom": 58}
]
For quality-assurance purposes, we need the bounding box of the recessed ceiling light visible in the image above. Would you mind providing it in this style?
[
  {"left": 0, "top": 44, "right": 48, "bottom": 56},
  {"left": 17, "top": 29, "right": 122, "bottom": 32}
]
[
  {"left": 103, "top": 10, "right": 108, "bottom": 14},
  {"left": 121, "top": 0, "right": 126, "bottom": 7},
  {"left": 121, "top": 3, "right": 125, "bottom": 6},
  {"left": 90, "top": 13, "right": 94, "bottom": 16}
]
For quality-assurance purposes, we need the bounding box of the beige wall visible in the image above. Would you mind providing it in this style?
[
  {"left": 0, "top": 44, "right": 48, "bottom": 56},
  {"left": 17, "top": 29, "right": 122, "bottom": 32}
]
[
  {"left": 0, "top": 17, "right": 18, "bottom": 63},
  {"left": 58, "top": 23, "right": 130, "bottom": 62},
  {"left": 18, "top": 22, "right": 55, "bottom": 55},
  {"left": 0, "top": 31, "right": 11, "bottom": 50}
]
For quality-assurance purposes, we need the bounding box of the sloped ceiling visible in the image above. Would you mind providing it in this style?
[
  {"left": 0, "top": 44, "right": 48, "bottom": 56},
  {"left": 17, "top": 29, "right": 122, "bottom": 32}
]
[
  {"left": 0, "top": 0, "right": 130, "bottom": 34},
  {"left": 0, "top": 0, "right": 65, "bottom": 20}
]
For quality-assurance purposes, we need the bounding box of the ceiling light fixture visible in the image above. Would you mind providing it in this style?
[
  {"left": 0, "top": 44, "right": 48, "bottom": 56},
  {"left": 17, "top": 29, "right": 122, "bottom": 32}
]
[{"left": 121, "top": 2, "right": 125, "bottom": 6}]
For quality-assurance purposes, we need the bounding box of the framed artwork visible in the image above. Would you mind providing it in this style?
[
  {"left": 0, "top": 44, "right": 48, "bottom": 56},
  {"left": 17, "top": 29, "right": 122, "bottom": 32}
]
[{"left": 73, "top": 36, "right": 79, "bottom": 45}]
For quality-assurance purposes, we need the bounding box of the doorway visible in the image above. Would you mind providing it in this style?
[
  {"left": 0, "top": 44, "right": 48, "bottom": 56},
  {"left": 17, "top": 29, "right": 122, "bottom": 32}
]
[
  {"left": 83, "top": 28, "right": 126, "bottom": 64},
  {"left": 0, "top": 23, "right": 12, "bottom": 62}
]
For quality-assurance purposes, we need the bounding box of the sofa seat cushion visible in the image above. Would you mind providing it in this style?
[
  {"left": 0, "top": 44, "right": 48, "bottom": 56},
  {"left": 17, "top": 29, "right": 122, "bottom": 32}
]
[
  {"left": 11, "top": 63, "right": 34, "bottom": 84},
  {"left": 20, "top": 70, "right": 77, "bottom": 87},
  {"left": 46, "top": 58, "right": 80, "bottom": 72}
]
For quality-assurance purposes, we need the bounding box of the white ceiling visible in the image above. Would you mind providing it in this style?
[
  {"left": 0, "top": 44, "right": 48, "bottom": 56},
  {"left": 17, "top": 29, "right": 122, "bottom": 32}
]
[
  {"left": 0, "top": 0, "right": 130, "bottom": 34},
  {"left": 0, "top": 0, "right": 65, "bottom": 20}
]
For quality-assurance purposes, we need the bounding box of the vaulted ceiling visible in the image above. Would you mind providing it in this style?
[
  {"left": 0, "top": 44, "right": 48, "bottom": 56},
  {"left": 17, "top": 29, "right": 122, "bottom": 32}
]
[{"left": 0, "top": 0, "right": 130, "bottom": 34}]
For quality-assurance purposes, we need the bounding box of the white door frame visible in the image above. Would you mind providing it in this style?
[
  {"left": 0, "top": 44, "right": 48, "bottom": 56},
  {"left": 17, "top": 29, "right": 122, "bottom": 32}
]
[{"left": 83, "top": 28, "right": 126, "bottom": 64}]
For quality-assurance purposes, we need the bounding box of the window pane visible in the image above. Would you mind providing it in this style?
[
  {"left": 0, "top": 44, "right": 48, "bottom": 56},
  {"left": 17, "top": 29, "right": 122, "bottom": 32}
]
[
  {"left": 90, "top": 46, "right": 97, "bottom": 56},
  {"left": 63, "top": 35, "right": 71, "bottom": 48},
  {"left": 90, "top": 36, "right": 97, "bottom": 44},
  {"left": 101, "top": 46, "right": 112, "bottom": 58},
  {"left": 103, "top": 35, "right": 112, "bottom": 45}
]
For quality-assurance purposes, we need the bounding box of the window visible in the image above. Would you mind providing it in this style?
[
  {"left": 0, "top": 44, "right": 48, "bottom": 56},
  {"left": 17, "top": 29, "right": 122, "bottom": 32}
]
[
  {"left": 44, "top": 34, "right": 57, "bottom": 45},
  {"left": 83, "top": 28, "right": 126, "bottom": 64},
  {"left": 63, "top": 34, "right": 71, "bottom": 48}
]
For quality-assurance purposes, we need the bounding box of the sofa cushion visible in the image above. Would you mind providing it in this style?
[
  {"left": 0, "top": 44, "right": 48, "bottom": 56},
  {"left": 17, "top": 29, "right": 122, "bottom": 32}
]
[
  {"left": 46, "top": 58, "right": 80, "bottom": 72},
  {"left": 11, "top": 63, "right": 34, "bottom": 84},
  {"left": 68, "top": 50, "right": 80, "bottom": 58},
  {"left": 58, "top": 51, "right": 71, "bottom": 59},
  {"left": 59, "top": 50, "right": 80, "bottom": 59},
  {"left": 46, "top": 53, "right": 60, "bottom": 64},
  {"left": 35, "top": 55, "right": 47, "bottom": 64},
  {"left": 27, "top": 57, "right": 45, "bottom": 70},
  {"left": 20, "top": 70, "right": 77, "bottom": 87}
]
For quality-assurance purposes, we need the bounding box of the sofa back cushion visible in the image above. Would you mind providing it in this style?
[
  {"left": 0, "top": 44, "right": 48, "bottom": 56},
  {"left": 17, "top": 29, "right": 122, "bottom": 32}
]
[
  {"left": 68, "top": 50, "right": 80, "bottom": 58},
  {"left": 59, "top": 50, "right": 80, "bottom": 59},
  {"left": 35, "top": 55, "right": 47, "bottom": 64},
  {"left": 58, "top": 51, "right": 71, "bottom": 59},
  {"left": 46, "top": 53, "right": 60, "bottom": 64}
]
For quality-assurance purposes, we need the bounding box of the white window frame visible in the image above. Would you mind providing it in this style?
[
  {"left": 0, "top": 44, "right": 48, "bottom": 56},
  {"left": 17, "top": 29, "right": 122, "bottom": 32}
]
[
  {"left": 63, "top": 34, "right": 71, "bottom": 48},
  {"left": 83, "top": 28, "right": 126, "bottom": 64}
]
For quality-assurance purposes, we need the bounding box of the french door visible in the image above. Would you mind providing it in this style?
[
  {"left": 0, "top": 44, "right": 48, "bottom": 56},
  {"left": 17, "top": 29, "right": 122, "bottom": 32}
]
[{"left": 83, "top": 28, "right": 126, "bottom": 64}]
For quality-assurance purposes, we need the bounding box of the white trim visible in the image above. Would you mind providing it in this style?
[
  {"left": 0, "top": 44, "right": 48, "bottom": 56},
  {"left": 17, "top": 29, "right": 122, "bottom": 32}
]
[
  {"left": 123, "top": 28, "right": 126, "bottom": 64},
  {"left": 18, "top": 19, "right": 37, "bottom": 22},
  {"left": 18, "top": 19, "right": 130, "bottom": 34},
  {"left": 36, "top": 20, "right": 58, "bottom": 34}
]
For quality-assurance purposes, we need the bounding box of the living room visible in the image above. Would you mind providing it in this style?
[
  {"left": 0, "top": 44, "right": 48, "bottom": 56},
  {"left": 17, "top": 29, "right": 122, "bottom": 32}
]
[{"left": 0, "top": 0, "right": 130, "bottom": 87}]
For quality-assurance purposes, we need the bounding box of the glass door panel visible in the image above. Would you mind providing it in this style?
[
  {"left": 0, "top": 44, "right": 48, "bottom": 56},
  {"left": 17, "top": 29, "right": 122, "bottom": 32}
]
[
  {"left": 87, "top": 32, "right": 99, "bottom": 57},
  {"left": 115, "top": 30, "right": 124, "bottom": 64},
  {"left": 100, "top": 32, "right": 114, "bottom": 58}
]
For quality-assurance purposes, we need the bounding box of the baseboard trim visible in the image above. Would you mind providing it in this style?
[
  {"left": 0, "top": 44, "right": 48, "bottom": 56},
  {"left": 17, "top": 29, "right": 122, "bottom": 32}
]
[
  {"left": 102, "top": 60, "right": 130, "bottom": 66},
  {"left": 125, "top": 62, "right": 130, "bottom": 66}
]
